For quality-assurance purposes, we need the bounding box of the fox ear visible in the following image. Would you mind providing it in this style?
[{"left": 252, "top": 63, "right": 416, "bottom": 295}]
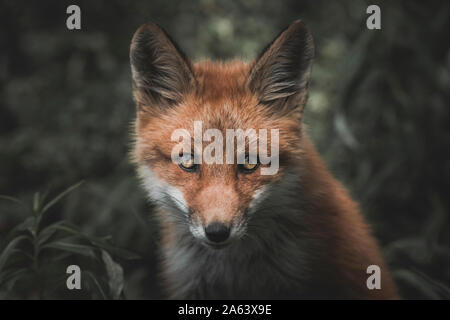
[
  {"left": 130, "top": 23, "right": 196, "bottom": 109},
  {"left": 246, "top": 20, "right": 314, "bottom": 113}
]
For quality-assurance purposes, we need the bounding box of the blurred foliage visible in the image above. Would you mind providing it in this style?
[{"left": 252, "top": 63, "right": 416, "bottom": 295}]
[
  {"left": 0, "top": 0, "right": 449, "bottom": 299},
  {"left": 0, "top": 182, "right": 139, "bottom": 299}
]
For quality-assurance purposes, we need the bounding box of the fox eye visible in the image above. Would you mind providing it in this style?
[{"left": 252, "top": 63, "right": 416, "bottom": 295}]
[
  {"left": 239, "top": 155, "right": 259, "bottom": 173},
  {"left": 179, "top": 154, "right": 198, "bottom": 172}
]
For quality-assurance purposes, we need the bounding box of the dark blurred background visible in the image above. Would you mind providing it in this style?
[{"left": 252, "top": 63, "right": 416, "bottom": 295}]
[{"left": 0, "top": 0, "right": 449, "bottom": 299}]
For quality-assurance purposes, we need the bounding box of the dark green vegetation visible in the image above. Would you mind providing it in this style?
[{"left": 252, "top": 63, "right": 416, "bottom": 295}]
[
  {"left": 0, "top": 182, "right": 139, "bottom": 299},
  {"left": 1, "top": 0, "right": 449, "bottom": 299}
]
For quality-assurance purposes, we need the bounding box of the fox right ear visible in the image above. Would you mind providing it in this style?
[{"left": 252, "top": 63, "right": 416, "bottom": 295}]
[
  {"left": 130, "top": 23, "right": 196, "bottom": 110},
  {"left": 246, "top": 20, "right": 314, "bottom": 114}
]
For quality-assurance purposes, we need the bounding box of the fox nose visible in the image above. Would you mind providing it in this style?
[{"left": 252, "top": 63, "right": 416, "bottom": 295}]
[{"left": 205, "top": 222, "right": 230, "bottom": 243}]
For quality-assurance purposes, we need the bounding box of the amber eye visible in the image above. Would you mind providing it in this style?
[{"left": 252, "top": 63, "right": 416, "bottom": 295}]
[
  {"left": 239, "top": 155, "right": 259, "bottom": 173},
  {"left": 179, "top": 154, "right": 198, "bottom": 172}
]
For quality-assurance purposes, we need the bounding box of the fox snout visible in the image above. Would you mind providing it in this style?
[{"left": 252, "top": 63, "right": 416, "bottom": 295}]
[
  {"left": 190, "top": 218, "right": 241, "bottom": 249},
  {"left": 189, "top": 215, "right": 242, "bottom": 249},
  {"left": 204, "top": 222, "right": 231, "bottom": 244},
  {"left": 188, "top": 185, "right": 247, "bottom": 248}
]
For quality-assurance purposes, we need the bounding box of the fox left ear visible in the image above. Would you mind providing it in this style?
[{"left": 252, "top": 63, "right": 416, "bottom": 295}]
[
  {"left": 130, "top": 23, "right": 196, "bottom": 110},
  {"left": 246, "top": 20, "right": 314, "bottom": 114}
]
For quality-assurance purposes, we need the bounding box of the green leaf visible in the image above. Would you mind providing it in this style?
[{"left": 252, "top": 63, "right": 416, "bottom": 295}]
[
  {"left": 4, "top": 217, "right": 35, "bottom": 244},
  {"left": 42, "top": 224, "right": 140, "bottom": 260},
  {"left": 84, "top": 271, "right": 107, "bottom": 300},
  {"left": 33, "top": 192, "right": 40, "bottom": 214},
  {"left": 0, "top": 195, "right": 22, "bottom": 204},
  {"left": 15, "top": 216, "right": 36, "bottom": 232},
  {"left": 0, "top": 267, "right": 29, "bottom": 291},
  {"left": 0, "top": 195, "right": 30, "bottom": 213},
  {"left": 40, "top": 181, "right": 84, "bottom": 215},
  {"left": 101, "top": 250, "right": 124, "bottom": 299},
  {"left": 37, "top": 228, "right": 57, "bottom": 247},
  {"left": 37, "top": 220, "right": 75, "bottom": 246},
  {"left": 40, "top": 223, "right": 82, "bottom": 238},
  {"left": 0, "top": 235, "right": 30, "bottom": 272},
  {"left": 100, "top": 245, "right": 140, "bottom": 261},
  {"left": 41, "top": 241, "right": 97, "bottom": 259}
]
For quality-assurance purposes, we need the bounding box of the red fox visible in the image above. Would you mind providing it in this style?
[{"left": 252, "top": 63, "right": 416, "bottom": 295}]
[{"left": 129, "top": 20, "right": 398, "bottom": 299}]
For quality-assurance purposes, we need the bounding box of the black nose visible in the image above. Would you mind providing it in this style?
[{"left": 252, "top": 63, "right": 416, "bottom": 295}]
[{"left": 205, "top": 222, "right": 230, "bottom": 243}]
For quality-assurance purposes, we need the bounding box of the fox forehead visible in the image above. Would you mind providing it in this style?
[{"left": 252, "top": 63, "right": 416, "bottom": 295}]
[
  {"left": 137, "top": 62, "right": 263, "bottom": 131},
  {"left": 135, "top": 61, "right": 301, "bottom": 155},
  {"left": 193, "top": 60, "right": 250, "bottom": 101}
]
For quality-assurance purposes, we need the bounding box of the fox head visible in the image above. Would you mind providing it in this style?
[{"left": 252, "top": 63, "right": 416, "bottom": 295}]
[{"left": 130, "top": 20, "right": 314, "bottom": 249}]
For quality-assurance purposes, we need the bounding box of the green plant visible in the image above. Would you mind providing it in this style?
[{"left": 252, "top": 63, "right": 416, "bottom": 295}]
[{"left": 0, "top": 182, "right": 139, "bottom": 299}]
